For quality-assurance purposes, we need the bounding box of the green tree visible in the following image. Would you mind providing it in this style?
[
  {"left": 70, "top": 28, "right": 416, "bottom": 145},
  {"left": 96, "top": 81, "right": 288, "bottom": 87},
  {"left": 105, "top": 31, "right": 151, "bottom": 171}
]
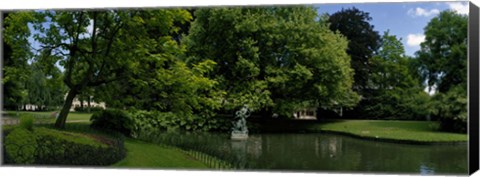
[
  {"left": 327, "top": 7, "right": 381, "bottom": 94},
  {"left": 11, "top": 9, "right": 193, "bottom": 128},
  {"left": 92, "top": 51, "right": 223, "bottom": 119},
  {"left": 3, "top": 12, "right": 32, "bottom": 111},
  {"left": 416, "top": 11, "right": 468, "bottom": 93},
  {"left": 415, "top": 10, "right": 467, "bottom": 132},
  {"left": 365, "top": 31, "right": 433, "bottom": 119},
  {"left": 184, "top": 6, "right": 359, "bottom": 117}
]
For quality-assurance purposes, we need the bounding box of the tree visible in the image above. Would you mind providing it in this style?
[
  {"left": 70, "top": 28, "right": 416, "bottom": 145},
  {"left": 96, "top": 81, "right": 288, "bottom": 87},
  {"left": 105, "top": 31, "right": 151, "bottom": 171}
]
[
  {"left": 327, "top": 7, "right": 381, "bottom": 95},
  {"left": 21, "top": 62, "right": 66, "bottom": 111},
  {"left": 365, "top": 31, "right": 433, "bottom": 119},
  {"left": 184, "top": 6, "right": 359, "bottom": 117},
  {"left": 416, "top": 11, "right": 468, "bottom": 93},
  {"left": 415, "top": 10, "right": 467, "bottom": 132},
  {"left": 3, "top": 12, "right": 32, "bottom": 111},
  {"left": 95, "top": 57, "right": 224, "bottom": 119},
  {"left": 9, "top": 9, "right": 193, "bottom": 128}
]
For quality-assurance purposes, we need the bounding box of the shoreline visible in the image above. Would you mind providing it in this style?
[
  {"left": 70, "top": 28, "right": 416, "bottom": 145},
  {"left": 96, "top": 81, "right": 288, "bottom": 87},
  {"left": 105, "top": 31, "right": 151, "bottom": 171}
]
[{"left": 315, "top": 130, "right": 468, "bottom": 145}]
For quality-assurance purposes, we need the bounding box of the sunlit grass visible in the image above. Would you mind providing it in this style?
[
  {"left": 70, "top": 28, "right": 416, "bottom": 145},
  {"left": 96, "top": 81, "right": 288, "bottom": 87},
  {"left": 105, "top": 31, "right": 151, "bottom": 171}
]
[
  {"left": 312, "top": 120, "right": 467, "bottom": 142},
  {"left": 253, "top": 119, "right": 467, "bottom": 142},
  {"left": 112, "top": 139, "right": 209, "bottom": 169}
]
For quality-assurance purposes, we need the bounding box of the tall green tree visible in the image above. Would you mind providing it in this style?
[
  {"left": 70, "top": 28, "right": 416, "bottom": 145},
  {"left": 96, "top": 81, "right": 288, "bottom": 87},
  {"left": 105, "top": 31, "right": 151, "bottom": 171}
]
[
  {"left": 416, "top": 11, "right": 468, "bottom": 93},
  {"left": 366, "top": 32, "right": 432, "bottom": 119},
  {"left": 184, "top": 6, "right": 359, "bottom": 117},
  {"left": 327, "top": 7, "right": 381, "bottom": 94},
  {"left": 3, "top": 12, "right": 32, "bottom": 111},
  {"left": 10, "top": 9, "right": 193, "bottom": 128},
  {"left": 415, "top": 10, "right": 468, "bottom": 132}
]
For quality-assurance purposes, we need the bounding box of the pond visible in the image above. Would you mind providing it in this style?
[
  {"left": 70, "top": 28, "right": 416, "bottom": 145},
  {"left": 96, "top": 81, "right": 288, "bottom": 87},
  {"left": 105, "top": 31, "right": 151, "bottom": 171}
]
[{"left": 145, "top": 132, "right": 467, "bottom": 175}]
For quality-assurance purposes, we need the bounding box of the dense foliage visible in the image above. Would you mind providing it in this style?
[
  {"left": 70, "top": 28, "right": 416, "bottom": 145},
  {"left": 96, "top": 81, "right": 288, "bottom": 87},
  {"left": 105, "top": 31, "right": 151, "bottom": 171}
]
[
  {"left": 90, "top": 109, "right": 133, "bottom": 136},
  {"left": 90, "top": 109, "right": 232, "bottom": 137},
  {"left": 360, "top": 32, "right": 433, "bottom": 120},
  {"left": 184, "top": 6, "right": 359, "bottom": 117},
  {"left": 128, "top": 110, "right": 231, "bottom": 136},
  {"left": 327, "top": 7, "right": 381, "bottom": 95}
]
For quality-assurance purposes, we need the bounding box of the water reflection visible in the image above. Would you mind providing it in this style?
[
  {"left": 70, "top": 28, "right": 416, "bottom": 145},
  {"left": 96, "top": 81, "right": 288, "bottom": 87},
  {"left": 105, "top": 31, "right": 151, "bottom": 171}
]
[
  {"left": 152, "top": 132, "right": 467, "bottom": 174},
  {"left": 420, "top": 163, "right": 435, "bottom": 175},
  {"left": 239, "top": 133, "right": 467, "bottom": 174}
]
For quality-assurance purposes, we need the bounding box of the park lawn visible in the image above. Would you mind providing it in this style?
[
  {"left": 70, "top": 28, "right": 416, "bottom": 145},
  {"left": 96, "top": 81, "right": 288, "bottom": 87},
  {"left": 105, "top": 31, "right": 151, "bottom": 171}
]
[
  {"left": 113, "top": 139, "right": 209, "bottom": 169},
  {"left": 311, "top": 120, "right": 467, "bottom": 142},
  {"left": 5, "top": 111, "right": 92, "bottom": 122}
]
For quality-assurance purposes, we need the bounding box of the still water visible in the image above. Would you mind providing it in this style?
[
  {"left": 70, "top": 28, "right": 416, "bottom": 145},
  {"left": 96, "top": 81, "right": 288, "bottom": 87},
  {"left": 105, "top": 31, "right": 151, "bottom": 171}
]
[{"left": 155, "top": 132, "right": 467, "bottom": 175}]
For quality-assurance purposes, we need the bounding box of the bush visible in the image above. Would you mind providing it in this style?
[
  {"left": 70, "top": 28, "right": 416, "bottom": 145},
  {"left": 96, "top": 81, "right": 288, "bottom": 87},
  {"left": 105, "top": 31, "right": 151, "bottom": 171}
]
[
  {"left": 33, "top": 133, "right": 125, "bottom": 166},
  {"left": 90, "top": 109, "right": 133, "bottom": 136},
  {"left": 19, "top": 115, "right": 35, "bottom": 131},
  {"left": 129, "top": 110, "right": 231, "bottom": 137},
  {"left": 432, "top": 86, "right": 467, "bottom": 133},
  {"left": 4, "top": 128, "right": 38, "bottom": 164},
  {"left": 3, "top": 127, "right": 126, "bottom": 166}
]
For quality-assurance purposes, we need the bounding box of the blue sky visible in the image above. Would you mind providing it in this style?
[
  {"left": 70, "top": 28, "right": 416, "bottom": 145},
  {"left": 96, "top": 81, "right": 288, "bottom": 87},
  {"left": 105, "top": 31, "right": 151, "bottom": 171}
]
[{"left": 315, "top": 1, "right": 469, "bottom": 56}]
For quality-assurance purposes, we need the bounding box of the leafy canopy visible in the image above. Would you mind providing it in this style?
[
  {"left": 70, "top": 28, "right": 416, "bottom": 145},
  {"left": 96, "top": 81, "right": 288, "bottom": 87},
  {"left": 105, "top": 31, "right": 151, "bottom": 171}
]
[{"left": 184, "top": 6, "right": 359, "bottom": 117}]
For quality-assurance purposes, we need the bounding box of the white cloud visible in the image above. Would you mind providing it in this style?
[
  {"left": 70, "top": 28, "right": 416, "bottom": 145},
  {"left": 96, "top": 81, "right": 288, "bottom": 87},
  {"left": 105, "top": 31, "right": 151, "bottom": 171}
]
[
  {"left": 407, "top": 7, "right": 440, "bottom": 17},
  {"left": 407, "top": 34, "right": 425, "bottom": 47},
  {"left": 447, "top": 2, "right": 469, "bottom": 15}
]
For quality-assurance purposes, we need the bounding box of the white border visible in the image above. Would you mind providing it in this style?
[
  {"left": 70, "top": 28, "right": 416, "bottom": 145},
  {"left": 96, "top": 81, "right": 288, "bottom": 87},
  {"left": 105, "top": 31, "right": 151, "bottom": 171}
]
[
  {"left": 0, "top": 0, "right": 468, "bottom": 10},
  {"left": 1, "top": 0, "right": 478, "bottom": 177}
]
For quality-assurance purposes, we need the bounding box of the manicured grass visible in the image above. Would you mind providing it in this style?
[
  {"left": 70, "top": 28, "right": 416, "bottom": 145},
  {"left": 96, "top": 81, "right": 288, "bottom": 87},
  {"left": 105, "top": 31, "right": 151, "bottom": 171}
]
[
  {"left": 113, "top": 139, "right": 209, "bottom": 169},
  {"left": 251, "top": 119, "right": 467, "bottom": 143},
  {"left": 4, "top": 111, "right": 92, "bottom": 122},
  {"left": 311, "top": 120, "right": 468, "bottom": 142}
]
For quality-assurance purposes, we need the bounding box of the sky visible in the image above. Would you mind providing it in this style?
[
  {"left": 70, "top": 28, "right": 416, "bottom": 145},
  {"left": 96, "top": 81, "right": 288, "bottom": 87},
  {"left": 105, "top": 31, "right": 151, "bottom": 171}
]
[{"left": 315, "top": 1, "right": 469, "bottom": 56}]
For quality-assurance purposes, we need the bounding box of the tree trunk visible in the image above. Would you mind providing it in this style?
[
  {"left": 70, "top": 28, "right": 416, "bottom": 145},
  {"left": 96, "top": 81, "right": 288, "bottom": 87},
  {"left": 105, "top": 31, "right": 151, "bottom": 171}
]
[
  {"left": 87, "top": 96, "right": 91, "bottom": 113},
  {"left": 55, "top": 89, "right": 78, "bottom": 129}
]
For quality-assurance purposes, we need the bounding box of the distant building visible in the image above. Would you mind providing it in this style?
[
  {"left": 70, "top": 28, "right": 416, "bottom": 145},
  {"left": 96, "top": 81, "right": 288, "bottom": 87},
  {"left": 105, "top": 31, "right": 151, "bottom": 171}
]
[
  {"left": 67, "top": 94, "right": 106, "bottom": 111},
  {"left": 293, "top": 108, "right": 317, "bottom": 120}
]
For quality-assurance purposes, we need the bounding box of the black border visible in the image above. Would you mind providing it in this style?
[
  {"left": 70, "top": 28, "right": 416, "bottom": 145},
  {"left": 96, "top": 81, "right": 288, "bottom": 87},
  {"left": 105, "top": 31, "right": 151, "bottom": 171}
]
[
  {"left": 0, "top": 11, "right": 4, "bottom": 166},
  {"left": 469, "top": 1, "right": 480, "bottom": 175}
]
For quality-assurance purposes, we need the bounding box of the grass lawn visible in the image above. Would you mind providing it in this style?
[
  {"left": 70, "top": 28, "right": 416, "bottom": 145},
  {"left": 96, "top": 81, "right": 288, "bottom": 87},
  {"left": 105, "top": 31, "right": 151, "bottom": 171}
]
[
  {"left": 113, "top": 139, "right": 209, "bottom": 169},
  {"left": 251, "top": 119, "right": 467, "bottom": 143},
  {"left": 310, "top": 120, "right": 468, "bottom": 142},
  {"left": 4, "top": 111, "right": 92, "bottom": 122}
]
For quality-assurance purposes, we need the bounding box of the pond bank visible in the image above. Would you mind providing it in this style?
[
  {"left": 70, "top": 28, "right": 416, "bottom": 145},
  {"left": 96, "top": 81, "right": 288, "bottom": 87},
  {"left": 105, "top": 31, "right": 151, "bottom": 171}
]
[{"left": 248, "top": 119, "right": 468, "bottom": 145}]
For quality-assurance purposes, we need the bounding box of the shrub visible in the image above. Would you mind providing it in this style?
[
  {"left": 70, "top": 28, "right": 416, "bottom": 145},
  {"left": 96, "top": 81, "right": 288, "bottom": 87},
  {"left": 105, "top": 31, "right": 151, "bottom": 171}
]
[
  {"left": 33, "top": 133, "right": 126, "bottom": 166},
  {"left": 432, "top": 86, "right": 467, "bottom": 133},
  {"left": 4, "top": 128, "right": 38, "bottom": 164},
  {"left": 90, "top": 109, "right": 133, "bottom": 136},
  {"left": 3, "top": 127, "right": 126, "bottom": 166},
  {"left": 129, "top": 110, "right": 231, "bottom": 137},
  {"left": 19, "top": 115, "right": 35, "bottom": 131}
]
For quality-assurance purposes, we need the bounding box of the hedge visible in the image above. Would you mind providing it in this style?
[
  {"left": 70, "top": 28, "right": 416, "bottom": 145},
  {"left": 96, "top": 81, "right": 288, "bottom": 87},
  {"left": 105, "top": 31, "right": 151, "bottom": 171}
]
[{"left": 2, "top": 127, "right": 126, "bottom": 166}]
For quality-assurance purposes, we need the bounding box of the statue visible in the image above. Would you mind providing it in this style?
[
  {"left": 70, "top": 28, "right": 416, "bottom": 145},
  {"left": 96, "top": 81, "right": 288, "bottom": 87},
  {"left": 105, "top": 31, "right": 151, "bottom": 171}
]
[{"left": 231, "top": 105, "right": 250, "bottom": 140}]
